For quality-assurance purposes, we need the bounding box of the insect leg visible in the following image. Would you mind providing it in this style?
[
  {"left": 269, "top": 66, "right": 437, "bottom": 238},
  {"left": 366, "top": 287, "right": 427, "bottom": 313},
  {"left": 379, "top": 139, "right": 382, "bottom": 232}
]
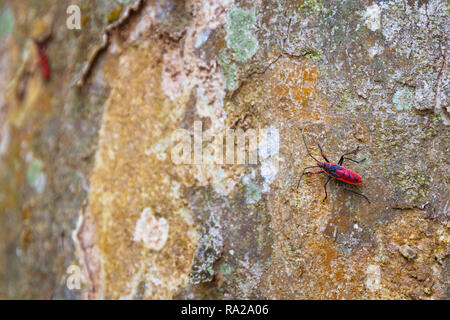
[
  {"left": 322, "top": 176, "right": 331, "bottom": 202},
  {"left": 317, "top": 144, "right": 330, "bottom": 162},
  {"left": 302, "top": 135, "right": 321, "bottom": 163},
  {"left": 340, "top": 157, "right": 366, "bottom": 165},
  {"left": 342, "top": 184, "right": 370, "bottom": 203},
  {"left": 296, "top": 166, "right": 322, "bottom": 189},
  {"left": 338, "top": 147, "right": 360, "bottom": 165}
]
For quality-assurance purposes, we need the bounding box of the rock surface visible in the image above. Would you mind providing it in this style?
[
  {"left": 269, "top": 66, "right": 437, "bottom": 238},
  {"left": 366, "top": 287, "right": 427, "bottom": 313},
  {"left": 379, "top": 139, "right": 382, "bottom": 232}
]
[
  {"left": 399, "top": 244, "right": 418, "bottom": 261},
  {"left": 0, "top": 0, "right": 448, "bottom": 299}
]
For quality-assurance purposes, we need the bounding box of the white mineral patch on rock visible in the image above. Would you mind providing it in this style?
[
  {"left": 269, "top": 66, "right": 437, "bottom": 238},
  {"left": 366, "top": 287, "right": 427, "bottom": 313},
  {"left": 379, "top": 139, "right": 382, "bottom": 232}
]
[
  {"left": 128, "top": 5, "right": 153, "bottom": 42},
  {"left": 260, "top": 160, "right": 278, "bottom": 193},
  {"left": 368, "top": 44, "right": 384, "bottom": 58},
  {"left": 149, "top": 137, "right": 170, "bottom": 161},
  {"left": 195, "top": 27, "right": 211, "bottom": 49},
  {"left": 258, "top": 125, "right": 280, "bottom": 159},
  {"left": 364, "top": 4, "right": 381, "bottom": 32},
  {"left": 365, "top": 264, "right": 381, "bottom": 293},
  {"left": 34, "top": 172, "right": 46, "bottom": 194},
  {"left": 258, "top": 126, "right": 280, "bottom": 192},
  {"left": 133, "top": 208, "right": 169, "bottom": 251},
  {"left": 0, "top": 124, "right": 10, "bottom": 155}
]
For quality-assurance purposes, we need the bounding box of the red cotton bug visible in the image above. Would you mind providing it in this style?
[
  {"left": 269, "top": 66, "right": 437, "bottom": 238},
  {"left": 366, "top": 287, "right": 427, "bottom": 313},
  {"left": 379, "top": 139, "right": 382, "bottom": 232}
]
[
  {"left": 297, "top": 134, "right": 370, "bottom": 203},
  {"left": 33, "top": 39, "right": 50, "bottom": 81}
]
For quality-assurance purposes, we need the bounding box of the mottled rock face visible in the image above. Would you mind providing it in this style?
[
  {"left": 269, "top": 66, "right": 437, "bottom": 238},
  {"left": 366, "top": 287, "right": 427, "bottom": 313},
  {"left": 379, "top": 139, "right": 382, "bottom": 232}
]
[
  {"left": 0, "top": 0, "right": 448, "bottom": 300},
  {"left": 399, "top": 244, "right": 418, "bottom": 261}
]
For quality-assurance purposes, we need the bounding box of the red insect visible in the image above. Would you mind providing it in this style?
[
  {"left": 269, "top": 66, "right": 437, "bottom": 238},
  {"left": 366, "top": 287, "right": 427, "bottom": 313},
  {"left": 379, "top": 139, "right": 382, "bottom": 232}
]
[
  {"left": 297, "top": 134, "right": 370, "bottom": 203},
  {"left": 33, "top": 39, "right": 50, "bottom": 80}
]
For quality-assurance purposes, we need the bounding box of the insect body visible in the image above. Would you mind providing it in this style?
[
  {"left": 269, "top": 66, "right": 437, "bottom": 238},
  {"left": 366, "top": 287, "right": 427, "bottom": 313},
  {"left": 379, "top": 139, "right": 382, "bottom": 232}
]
[
  {"left": 33, "top": 39, "right": 50, "bottom": 80},
  {"left": 297, "top": 134, "right": 370, "bottom": 203},
  {"left": 321, "top": 163, "right": 362, "bottom": 185}
]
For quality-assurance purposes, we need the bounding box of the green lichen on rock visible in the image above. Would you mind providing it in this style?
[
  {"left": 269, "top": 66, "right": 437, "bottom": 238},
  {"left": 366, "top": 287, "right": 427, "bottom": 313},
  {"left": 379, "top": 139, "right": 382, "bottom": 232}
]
[
  {"left": 299, "top": 0, "right": 325, "bottom": 14},
  {"left": 393, "top": 88, "right": 413, "bottom": 111},
  {"left": 220, "top": 263, "right": 231, "bottom": 275},
  {"left": 189, "top": 213, "right": 223, "bottom": 284},
  {"left": 218, "top": 53, "right": 238, "bottom": 90},
  {"left": 395, "top": 171, "right": 430, "bottom": 206},
  {"left": 304, "top": 47, "right": 323, "bottom": 61},
  {"left": 245, "top": 182, "right": 261, "bottom": 204},
  {"left": 226, "top": 8, "right": 258, "bottom": 62},
  {"left": 0, "top": 8, "right": 14, "bottom": 40},
  {"left": 26, "top": 159, "right": 43, "bottom": 188},
  {"left": 336, "top": 90, "right": 357, "bottom": 110}
]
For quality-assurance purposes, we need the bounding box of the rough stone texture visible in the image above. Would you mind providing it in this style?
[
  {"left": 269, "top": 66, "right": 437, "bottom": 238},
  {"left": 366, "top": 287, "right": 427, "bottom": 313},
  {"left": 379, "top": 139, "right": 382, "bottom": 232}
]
[{"left": 0, "top": 0, "right": 448, "bottom": 299}]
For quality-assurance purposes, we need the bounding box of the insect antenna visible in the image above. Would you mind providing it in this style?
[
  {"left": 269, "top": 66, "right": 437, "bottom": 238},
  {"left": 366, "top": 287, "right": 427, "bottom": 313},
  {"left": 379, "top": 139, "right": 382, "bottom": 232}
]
[{"left": 302, "top": 134, "right": 320, "bottom": 163}]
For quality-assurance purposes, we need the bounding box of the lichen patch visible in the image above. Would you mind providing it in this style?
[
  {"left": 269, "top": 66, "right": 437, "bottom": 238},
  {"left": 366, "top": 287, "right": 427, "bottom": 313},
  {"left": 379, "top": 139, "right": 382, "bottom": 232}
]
[{"left": 133, "top": 208, "right": 169, "bottom": 251}]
